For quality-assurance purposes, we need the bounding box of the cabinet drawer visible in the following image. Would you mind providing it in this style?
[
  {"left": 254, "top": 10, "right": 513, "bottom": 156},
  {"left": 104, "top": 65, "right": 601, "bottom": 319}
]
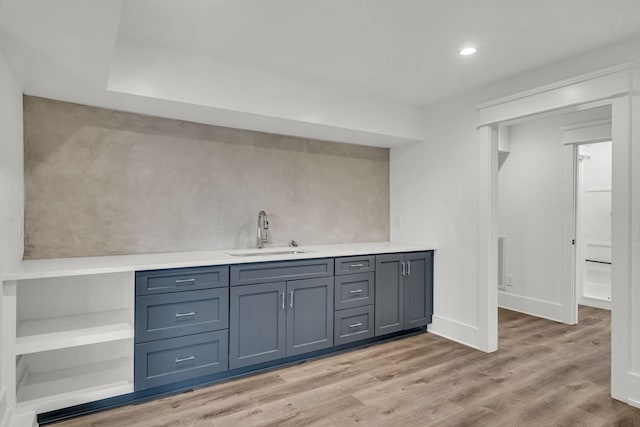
[
  {"left": 136, "top": 265, "right": 229, "bottom": 296},
  {"left": 334, "top": 272, "right": 374, "bottom": 310},
  {"left": 335, "top": 256, "right": 375, "bottom": 275},
  {"left": 135, "top": 330, "right": 228, "bottom": 390},
  {"left": 230, "top": 258, "right": 333, "bottom": 286},
  {"left": 334, "top": 305, "right": 374, "bottom": 346},
  {"left": 136, "top": 288, "right": 229, "bottom": 343}
]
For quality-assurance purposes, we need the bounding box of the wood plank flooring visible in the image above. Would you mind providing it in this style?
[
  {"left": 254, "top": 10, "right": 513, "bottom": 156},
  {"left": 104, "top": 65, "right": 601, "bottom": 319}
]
[{"left": 54, "top": 306, "right": 640, "bottom": 426}]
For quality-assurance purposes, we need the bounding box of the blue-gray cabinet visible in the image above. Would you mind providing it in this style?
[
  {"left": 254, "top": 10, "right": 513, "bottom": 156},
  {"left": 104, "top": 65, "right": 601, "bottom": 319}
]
[
  {"left": 333, "top": 256, "right": 376, "bottom": 346},
  {"left": 229, "top": 275, "right": 334, "bottom": 369},
  {"left": 134, "top": 330, "right": 228, "bottom": 389},
  {"left": 375, "top": 251, "right": 433, "bottom": 336},
  {"left": 135, "top": 288, "right": 229, "bottom": 343},
  {"left": 230, "top": 258, "right": 334, "bottom": 286},
  {"left": 286, "top": 277, "right": 334, "bottom": 356},
  {"left": 132, "top": 253, "right": 431, "bottom": 394},
  {"left": 229, "top": 281, "right": 286, "bottom": 369},
  {"left": 136, "top": 265, "right": 229, "bottom": 295},
  {"left": 334, "top": 305, "right": 374, "bottom": 345},
  {"left": 375, "top": 254, "right": 404, "bottom": 335},
  {"left": 334, "top": 272, "right": 374, "bottom": 310},
  {"left": 404, "top": 251, "right": 433, "bottom": 329},
  {"left": 135, "top": 265, "right": 230, "bottom": 391}
]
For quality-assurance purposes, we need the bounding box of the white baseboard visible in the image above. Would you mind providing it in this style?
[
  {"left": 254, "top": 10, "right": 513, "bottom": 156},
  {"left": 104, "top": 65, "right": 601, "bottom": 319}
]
[
  {"left": 579, "top": 296, "right": 611, "bottom": 310},
  {"left": 498, "top": 292, "right": 568, "bottom": 323},
  {"left": 10, "top": 411, "right": 37, "bottom": 427},
  {"left": 626, "top": 372, "right": 640, "bottom": 409},
  {"left": 0, "top": 387, "right": 8, "bottom": 427},
  {"left": 428, "top": 315, "right": 486, "bottom": 351}
]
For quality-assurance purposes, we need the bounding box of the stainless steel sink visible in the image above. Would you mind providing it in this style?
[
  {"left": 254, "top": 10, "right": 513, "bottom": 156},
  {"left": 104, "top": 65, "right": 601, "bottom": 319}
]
[{"left": 226, "top": 250, "right": 307, "bottom": 257}]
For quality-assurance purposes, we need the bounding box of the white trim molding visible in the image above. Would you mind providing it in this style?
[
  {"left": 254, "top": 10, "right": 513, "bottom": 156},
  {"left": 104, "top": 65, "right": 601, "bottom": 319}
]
[
  {"left": 476, "top": 62, "right": 634, "bottom": 127},
  {"left": 427, "top": 315, "right": 484, "bottom": 351},
  {"left": 476, "top": 62, "right": 634, "bottom": 111},
  {"left": 477, "top": 62, "right": 637, "bottom": 408},
  {"left": 498, "top": 292, "right": 566, "bottom": 323},
  {"left": 562, "top": 119, "right": 612, "bottom": 145}
]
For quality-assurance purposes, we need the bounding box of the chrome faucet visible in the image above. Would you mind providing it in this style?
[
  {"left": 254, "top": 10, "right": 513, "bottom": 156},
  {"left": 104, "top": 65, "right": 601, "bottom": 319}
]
[{"left": 257, "top": 210, "right": 269, "bottom": 249}]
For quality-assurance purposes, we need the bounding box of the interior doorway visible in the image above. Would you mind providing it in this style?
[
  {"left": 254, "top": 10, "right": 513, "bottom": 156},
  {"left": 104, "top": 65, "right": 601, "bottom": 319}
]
[
  {"left": 476, "top": 63, "right": 636, "bottom": 404},
  {"left": 495, "top": 107, "right": 611, "bottom": 325},
  {"left": 576, "top": 141, "right": 612, "bottom": 312}
]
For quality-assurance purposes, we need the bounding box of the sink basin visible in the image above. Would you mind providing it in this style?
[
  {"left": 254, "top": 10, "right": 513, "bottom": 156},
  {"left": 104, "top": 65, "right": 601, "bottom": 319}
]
[{"left": 227, "top": 250, "right": 308, "bottom": 257}]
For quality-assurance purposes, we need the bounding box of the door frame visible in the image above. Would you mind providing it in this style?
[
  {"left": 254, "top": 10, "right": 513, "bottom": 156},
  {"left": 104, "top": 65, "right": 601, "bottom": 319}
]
[
  {"left": 475, "top": 62, "right": 638, "bottom": 406},
  {"left": 561, "top": 119, "right": 613, "bottom": 322}
]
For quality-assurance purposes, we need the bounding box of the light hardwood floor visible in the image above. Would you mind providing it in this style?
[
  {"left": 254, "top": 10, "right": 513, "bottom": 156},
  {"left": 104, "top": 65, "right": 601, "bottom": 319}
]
[{"left": 54, "top": 306, "right": 640, "bottom": 426}]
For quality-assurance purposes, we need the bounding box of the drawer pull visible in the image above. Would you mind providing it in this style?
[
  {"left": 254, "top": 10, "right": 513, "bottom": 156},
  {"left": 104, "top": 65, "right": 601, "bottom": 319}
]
[
  {"left": 349, "top": 263, "right": 364, "bottom": 269},
  {"left": 175, "top": 311, "right": 197, "bottom": 318},
  {"left": 348, "top": 289, "right": 363, "bottom": 294},
  {"left": 175, "top": 355, "right": 197, "bottom": 363},
  {"left": 175, "top": 278, "right": 196, "bottom": 286},
  {"left": 349, "top": 322, "right": 363, "bottom": 328}
]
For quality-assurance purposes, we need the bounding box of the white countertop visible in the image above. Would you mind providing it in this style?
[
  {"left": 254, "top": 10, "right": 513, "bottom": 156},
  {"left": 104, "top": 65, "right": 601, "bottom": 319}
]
[{"left": 1, "top": 242, "right": 437, "bottom": 281}]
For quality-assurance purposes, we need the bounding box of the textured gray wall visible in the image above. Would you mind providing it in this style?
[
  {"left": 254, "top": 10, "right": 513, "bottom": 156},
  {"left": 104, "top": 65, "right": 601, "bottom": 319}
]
[{"left": 24, "top": 96, "right": 390, "bottom": 259}]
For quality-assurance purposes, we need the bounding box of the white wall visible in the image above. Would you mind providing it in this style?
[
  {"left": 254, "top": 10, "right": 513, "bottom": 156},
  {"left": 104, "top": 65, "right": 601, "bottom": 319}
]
[
  {"left": 391, "top": 93, "right": 483, "bottom": 348},
  {"left": 0, "top": 47, "right": 23, "bottom": 422},
  {"left": 105, "top": 41, "right": 424, "bottom": 147},
  {"left": 391, "top": 36, "right": 640, "bottom": 362},
  {"left": 0, "top": 51, "right": 24, "bottom": 272},
  {"left": 497, "top": 109, "right": 610, "bottom": 321}
]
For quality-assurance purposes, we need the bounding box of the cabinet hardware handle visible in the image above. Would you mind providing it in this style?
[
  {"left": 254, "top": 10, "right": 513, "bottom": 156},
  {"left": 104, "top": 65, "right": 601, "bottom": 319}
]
[
  {"left": 289, "top": 291, "right": 294, "bottom": 308},
  {"left": 407, "top": 261, "right": 411, "bottom": 276},
  {"left": 349, "top": 263, "right": 364, "bottom": 269},
  {"left": 401, "top": 262, "right": 405, "bottom": 276},
  {"left": 281, "top": 292, "right": 285, "bottom": 309},
  {"left": 175, "top": 278, "right": 196, "bottom": 286},
  {"left": 175, "top": 311, "right": 196, "bottom": 318},
  {"left": 349, "top": 323, "right": 363, "bottom": 328},
  {"left": 349, "top": 289, "right": 363, "bottom": 294},
  {"left": 175, "top": 355, "right": 196, "bottom": 363}
]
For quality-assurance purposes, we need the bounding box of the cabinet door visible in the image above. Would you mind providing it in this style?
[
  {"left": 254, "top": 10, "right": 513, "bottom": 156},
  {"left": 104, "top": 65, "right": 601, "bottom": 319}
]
[
  {"left": 375, "top": 254, "right": 405, "bottom": 336},
  {"left": 229, "top": 282, "right": 286, "bottom": 369},
  {"left": 286, "top": 277, "right": 334, "bottom": 357},
  {"left": 404, "top": 252, "right": 433, "bottom": 329}
]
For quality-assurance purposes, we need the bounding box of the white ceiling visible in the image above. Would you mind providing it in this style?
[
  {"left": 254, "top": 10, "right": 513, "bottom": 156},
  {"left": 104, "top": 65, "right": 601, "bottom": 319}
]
[
  {"left": 1, "top": 0, "right": 639, "bottom": 146},
  {"left": 117, "top": 0, "right": 640, "bottom": 105}
]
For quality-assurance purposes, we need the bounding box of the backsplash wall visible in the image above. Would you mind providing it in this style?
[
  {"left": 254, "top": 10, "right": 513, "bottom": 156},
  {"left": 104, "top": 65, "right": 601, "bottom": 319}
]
[{"left": 23, "top": 96, "right": 390, "bottom": 259}]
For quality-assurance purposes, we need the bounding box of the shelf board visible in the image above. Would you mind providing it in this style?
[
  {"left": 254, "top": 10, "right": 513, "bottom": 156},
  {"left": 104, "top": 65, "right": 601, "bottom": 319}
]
[
  {"left": 17, "top": 357, "right": 133, "bottom": 414},
  {"left": 16, "top": 309, "right": 133, "bottom": 355}
]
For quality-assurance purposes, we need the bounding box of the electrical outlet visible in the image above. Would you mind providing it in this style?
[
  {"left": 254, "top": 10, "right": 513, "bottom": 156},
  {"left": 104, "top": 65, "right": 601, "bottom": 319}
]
[{"left": 506, "top": 275, "right": 514, "bottom": 287}]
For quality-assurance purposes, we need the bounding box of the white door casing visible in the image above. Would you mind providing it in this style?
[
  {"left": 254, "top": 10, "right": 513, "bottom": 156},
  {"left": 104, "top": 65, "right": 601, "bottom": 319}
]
[{"left": 476, "top": 62, "right": 637, "bottom": 407}]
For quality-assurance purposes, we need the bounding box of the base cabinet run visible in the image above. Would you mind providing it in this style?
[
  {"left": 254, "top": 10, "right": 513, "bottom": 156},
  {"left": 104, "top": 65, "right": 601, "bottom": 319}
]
[
  {"left": 375, "top": 252, "right": 433, "bottom": 336},
  {"left": 229, "top": 276, "right": 334, "bottom": 369},
  {"left": 134, "top": 253, "right": 432, "bottom": 389}
]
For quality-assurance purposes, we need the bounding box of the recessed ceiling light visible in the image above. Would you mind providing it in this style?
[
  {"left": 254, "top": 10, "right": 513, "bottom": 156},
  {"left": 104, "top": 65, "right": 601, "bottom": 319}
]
[{"left": 459, "top": 47, "right": 477, "bottom": 56}]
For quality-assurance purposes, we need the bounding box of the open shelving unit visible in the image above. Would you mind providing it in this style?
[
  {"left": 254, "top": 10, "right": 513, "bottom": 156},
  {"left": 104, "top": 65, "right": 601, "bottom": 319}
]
[
  {"left": 16, "top": 341, "right": 133, "bottom": 413},
  {"left": 5, "top": 272, "right": 136, "bottom": 415}
]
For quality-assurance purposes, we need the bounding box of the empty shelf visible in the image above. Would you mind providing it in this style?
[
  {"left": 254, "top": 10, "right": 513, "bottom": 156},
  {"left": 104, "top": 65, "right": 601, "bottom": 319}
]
[
  {"left": 17, "top": 357, "right": 132, "bottom": 414},
  {"left": 16, "top": 309, "right": 133, "bottom": 355}
]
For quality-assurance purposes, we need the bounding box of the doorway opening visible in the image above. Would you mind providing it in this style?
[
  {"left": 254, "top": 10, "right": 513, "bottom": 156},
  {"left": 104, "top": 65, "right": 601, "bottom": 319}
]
[
  {"left": 476, "top": 63, "right": 636, "bottom": 403},
  {"left": 495, "top": 106, "right": 611, "bottom": 325},
  {"left": 575, "top": 141, "right": 612, "bottom": 313}
]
